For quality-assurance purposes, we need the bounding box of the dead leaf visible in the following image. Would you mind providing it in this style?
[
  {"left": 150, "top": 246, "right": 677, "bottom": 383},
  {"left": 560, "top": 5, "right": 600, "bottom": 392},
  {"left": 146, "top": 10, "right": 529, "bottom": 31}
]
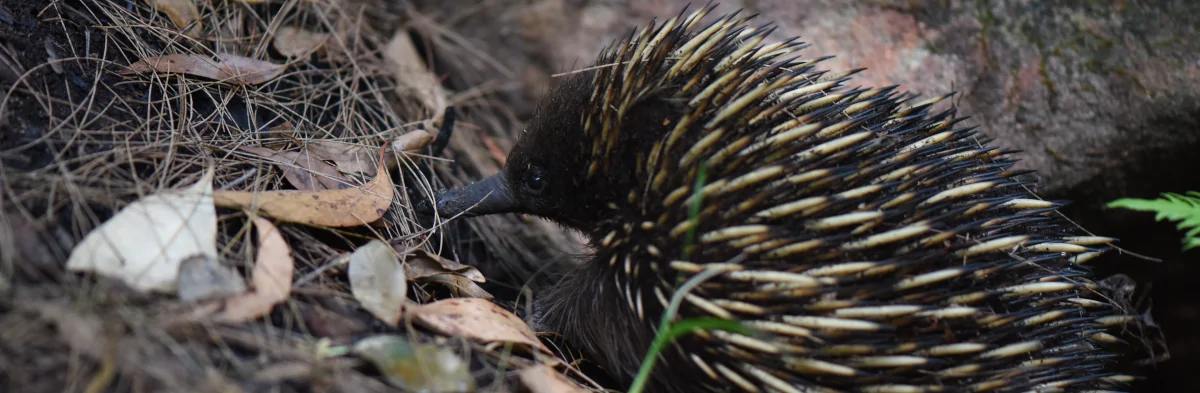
[
  {"left": 124, "top": 53, "right": 285, "bottom": 85},
  {"left": 247, "top": 217, "right": 294, "bottom": 299},
  {"left": 67, "top": 169, "right": 217, "bottom": 293},
  {"left": 404, "top": 249, "right": 485, "bottom": 282},
  {"left": 392, "top": 130, "right": 435, "bottom": 153},
  {"left": 403, "top": 249, "right": 490, "bottom": 299},
  {"left": 349, "top": 240, "right": 407, "bottom": 327},
  {"left": 239, "top": 145, "right": 347, "bottom": 191},
  {"left": 351, "top": 335, "right": 473, "bottom": 392},
  {"left": 213, "top": 144, "right": 394, "bottom": 227},
  {"left": 273, "top": 27, "right": 329, "bottom": 57},
  {"left": 409, "top": 298, "right": 550, "bottom": 355},
  {"left": 304, "top": 141, "right": 379, "bottom": 176},
  {"left": 519, "top": 365, "right": 591, "bottom": 393},
  {"left": 146, "top": 0, "right": 200, "bottom": 36},
  {"left": 303, "top": 134, "right": 434, "bottom": 176},
  {"left": 383, "top": 33, "right": 447, "bottom": 117},
  {"left": 427, "top": 274, "right": 493, "bottom": 299},
  {"left": 204, "top": 217, "right": 295, "bottom": 323},
  {"left": 177, "top": 255, "right": 247, "bottom": 301}
]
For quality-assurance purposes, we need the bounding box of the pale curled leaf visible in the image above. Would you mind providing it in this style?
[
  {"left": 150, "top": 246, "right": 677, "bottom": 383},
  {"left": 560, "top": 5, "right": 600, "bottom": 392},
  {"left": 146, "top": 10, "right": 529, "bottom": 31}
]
[
  {"left": 273, "top": 27, "right": 329, "bottom": 57},
  {"left": 392, "top": 130, "right": 435, "bottom": 153},
  {"left": 349, "top": 240, "right": 408, "bottom": 327},
  {"left": 519, "top": 365, "right": 591, "bottom": 393},
  {"left": 67, "top": 169, "right": 217, "bottom": 293},
  {"left": 239, "top": 145, "right": 347, "bottom": 191},
  {"left": 409, "top": 298, "right": 549, "bottom": 355},
  {"left": 208, "top": 217, "right": 295, "bottom": 323},
  {"left": 124, "top": 53, "right": 285, "bottom": 85},
  {"left": 383, "top": 33, "right": 447, "bottom": 117},
  {"left": 247, "top": 217, "right": 294, "bottom": 299},
  {"left": 213, "top": 144, "right": 393, "bottom": 227}
]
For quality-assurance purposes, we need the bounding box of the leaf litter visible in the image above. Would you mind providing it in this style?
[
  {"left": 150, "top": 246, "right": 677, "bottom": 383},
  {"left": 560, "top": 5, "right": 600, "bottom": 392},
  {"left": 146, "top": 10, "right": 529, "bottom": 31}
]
[
  {"left": 123, "top": 53, "right": 285, "bottom": 85},
  {"left": 348, "top": 240, "right": 408, "bottom": 327},
  {"left": 202, "top": 216, "right": 295, "bottom": 323},
  {"left": 0, "top": 0, "right": 599, "bottom": 392},
  {"left": 273, "top": 26, "right": 330, "bottom": 58},
  {"left": 238, "top": 145, "right": 348, "bottom": 191},
  {"left": 66, "top": 169, "right": 218, "bottom": 293},
  {"left": 213, "top": 143, "right": 394, "bottom": 227}
]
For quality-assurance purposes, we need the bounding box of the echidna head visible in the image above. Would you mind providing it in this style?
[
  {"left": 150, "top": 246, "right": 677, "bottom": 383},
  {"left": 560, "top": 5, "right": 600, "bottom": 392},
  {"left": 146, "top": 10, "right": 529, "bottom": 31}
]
[{"left": 434, "top": 71, "right": 642, "bottom": 232}]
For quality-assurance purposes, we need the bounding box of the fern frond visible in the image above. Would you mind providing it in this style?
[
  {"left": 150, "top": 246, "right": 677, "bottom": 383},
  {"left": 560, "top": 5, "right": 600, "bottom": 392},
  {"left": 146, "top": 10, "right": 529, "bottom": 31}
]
[{"left": 1108, "top": 191, "right": 1200, "bottom": 251}]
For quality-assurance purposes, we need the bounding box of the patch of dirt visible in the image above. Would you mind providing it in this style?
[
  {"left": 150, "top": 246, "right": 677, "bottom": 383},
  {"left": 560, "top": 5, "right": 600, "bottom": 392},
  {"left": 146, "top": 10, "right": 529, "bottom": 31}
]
[{"left": 0, "top": 0, "right": 596, "bottom": 391}]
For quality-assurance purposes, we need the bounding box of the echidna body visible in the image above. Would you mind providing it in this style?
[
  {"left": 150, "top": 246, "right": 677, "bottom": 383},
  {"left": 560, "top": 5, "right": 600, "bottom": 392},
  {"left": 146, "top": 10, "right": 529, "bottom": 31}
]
[{"left": 434, "top": 6, "right": 1137, "bottom": 393}]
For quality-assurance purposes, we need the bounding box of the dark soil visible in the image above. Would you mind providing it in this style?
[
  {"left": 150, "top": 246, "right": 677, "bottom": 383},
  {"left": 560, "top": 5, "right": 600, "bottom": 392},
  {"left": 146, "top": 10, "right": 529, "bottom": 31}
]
[
  {"left": 0, "top": 0, "right": 153, "bottom": 284},
  {"left": 0, "top": 0, "right": 147, "bottom": 170}
]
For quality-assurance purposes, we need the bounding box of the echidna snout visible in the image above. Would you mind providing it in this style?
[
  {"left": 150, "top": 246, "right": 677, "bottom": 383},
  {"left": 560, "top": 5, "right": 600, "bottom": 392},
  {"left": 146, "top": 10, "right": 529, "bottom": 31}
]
[
  {"left": 433, "top": 171, "right": 516, "bottom": 218},
  {"left": 435, "top": 68, "right": 619, "bottom": 231},
  {"left": 434, "top": 5, "right": 1141, "bottom": 393}
]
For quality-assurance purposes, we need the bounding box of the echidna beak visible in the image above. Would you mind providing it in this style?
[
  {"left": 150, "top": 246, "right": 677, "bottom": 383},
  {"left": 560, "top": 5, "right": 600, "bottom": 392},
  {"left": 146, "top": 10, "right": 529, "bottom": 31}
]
[{"left": 432, "top": 171, "right": 519, "bottom": 218}]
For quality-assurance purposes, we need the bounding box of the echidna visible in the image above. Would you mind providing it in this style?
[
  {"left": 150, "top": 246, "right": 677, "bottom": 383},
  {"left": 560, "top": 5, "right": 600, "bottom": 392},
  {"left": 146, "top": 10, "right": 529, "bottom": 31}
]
[{"left": 432, "top": 5, "right": 1140, "bottom": 393}]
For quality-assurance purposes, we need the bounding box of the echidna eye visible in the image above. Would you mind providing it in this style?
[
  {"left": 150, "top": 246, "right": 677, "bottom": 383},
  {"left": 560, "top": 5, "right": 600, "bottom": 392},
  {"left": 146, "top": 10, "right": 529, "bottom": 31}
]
[{"left": 525, "top": 167, "right": 547, "bottom": 194}]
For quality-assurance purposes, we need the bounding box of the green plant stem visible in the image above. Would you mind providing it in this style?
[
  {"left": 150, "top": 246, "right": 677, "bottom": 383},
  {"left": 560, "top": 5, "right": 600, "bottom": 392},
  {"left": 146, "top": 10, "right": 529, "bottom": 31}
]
[
  {"left": 627, "top": 266, "right": 749, "bottom": 393},
  {"left": 682, "top": 160, "right": 708, "bottom": 260}
]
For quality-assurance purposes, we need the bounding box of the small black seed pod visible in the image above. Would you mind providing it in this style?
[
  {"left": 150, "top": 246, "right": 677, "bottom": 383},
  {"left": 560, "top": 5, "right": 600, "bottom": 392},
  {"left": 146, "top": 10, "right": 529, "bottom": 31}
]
[{"left": 434, "top": 5, "right": 1139, "bottom": 393}]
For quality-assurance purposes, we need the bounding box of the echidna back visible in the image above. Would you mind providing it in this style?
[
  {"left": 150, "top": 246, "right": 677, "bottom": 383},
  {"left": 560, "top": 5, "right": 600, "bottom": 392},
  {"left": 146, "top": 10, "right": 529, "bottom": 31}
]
[{"left": 543, "top": 6, "right": 1136, "bottom": 393}]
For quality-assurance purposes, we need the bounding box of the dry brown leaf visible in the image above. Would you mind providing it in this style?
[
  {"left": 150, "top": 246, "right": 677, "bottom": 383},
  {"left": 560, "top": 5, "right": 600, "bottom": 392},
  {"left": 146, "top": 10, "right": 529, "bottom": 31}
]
[
  {"left": 146, "top": 0, "right": 200, "bottom": 36},
  {"left": 392, "top": 130, "right": 435, "bottom": 153},
  {"left": 383, "top": 33, "right": 447, "bottom": 117},
  {"left": 405, "top": 249, "right": 485, "bottom": 282},
  {"left": 239, "top": 146, "right": 347, "bottom": 191},
  {"left": 124, "top": 53, "right": 285, "bottom": 85},
  {"left": 213, "top": 144, "right": 393, "bottom": 227},
  {"left": 273, "top": 27, "right": 329, "bottom": 57},
  {"left": 304, "top": 141, "right": 379, "bottom": 176},
  {"left": 208, "top": 217, "right": 295, "bottom": 323},
  {"left": 427, "top": 274, "right": 493, "bottom": 299},
  {"left": 305, "top": 133, "right": 433, "bottom": 176},
  {"left": 409, "top": 298, "right": 549, "bottom": 355},
  {"left": 247, "top": 217, "right": 293, "bottom": 299},
  {"left": 519, "top": 365, "right": 591, "bottom": 393},
  {"left": 349, "top": 240, "right": 408, "bottom": 327},
  {"left": 403, "top": 249, "right": 490, "bottom": 299}
]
